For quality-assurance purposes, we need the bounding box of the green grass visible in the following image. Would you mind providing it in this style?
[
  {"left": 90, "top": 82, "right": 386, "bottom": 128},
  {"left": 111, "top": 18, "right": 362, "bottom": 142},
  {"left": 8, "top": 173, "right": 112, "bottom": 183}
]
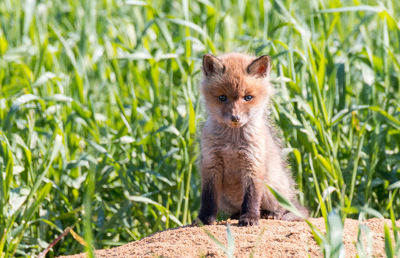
[{"left": 0, "top": 0, "right": 399, "bottom": 256}]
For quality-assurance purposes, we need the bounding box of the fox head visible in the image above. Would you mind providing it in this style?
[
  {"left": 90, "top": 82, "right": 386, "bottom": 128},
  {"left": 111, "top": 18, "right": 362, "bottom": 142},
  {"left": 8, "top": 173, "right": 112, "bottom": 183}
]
[{"left": 201, "top": 53, "right": 272, "bottom": 128}]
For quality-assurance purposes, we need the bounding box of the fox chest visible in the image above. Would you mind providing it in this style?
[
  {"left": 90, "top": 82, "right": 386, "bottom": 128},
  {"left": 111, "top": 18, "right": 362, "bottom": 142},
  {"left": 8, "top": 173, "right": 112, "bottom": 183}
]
[
  {"left": 220, "top": 145, "right": 256, "bottom": 185},
  {"left": 221, "top": 147, "right": 240, "bottom": 176}
]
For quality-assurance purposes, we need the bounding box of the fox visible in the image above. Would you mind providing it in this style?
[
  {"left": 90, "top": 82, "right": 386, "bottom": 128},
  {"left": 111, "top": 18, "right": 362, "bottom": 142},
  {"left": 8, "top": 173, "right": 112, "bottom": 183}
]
[{"left": 197, "top": 53, "right": 308, "bottom": 226}]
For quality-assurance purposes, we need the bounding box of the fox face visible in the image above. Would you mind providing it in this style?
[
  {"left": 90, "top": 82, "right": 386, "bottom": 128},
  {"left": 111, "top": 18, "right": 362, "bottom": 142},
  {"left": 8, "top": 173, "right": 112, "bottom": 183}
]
[{"left": 201, "top": 53, "right": 271, "bottom": 128}]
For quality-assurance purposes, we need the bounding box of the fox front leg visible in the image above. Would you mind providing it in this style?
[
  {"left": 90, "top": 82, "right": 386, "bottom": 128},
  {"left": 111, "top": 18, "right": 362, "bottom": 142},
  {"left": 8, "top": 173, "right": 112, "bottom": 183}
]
[
  {"left": 197, "top": 159, "right": 223, "bottom": 225},
  {"left": 198, "top": 179, "right": 219, "bottom": 225},
  {"left": 239, "top": 177, "right": 262, "bottom": 226}
]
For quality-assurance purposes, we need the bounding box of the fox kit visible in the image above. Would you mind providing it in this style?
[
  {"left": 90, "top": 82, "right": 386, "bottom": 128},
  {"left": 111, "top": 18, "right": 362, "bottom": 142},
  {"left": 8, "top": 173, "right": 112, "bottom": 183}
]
[{"left": 197, "top": 53, "right": 308, "bottom": 226}]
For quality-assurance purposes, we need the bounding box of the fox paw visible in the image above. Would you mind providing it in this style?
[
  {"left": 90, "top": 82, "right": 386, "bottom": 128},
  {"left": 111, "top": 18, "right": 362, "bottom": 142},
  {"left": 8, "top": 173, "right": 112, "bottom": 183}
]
[
  {"left": 238, "top": 214, "right": 259, "bottom": 226},
  {"left": 195, "top": 215, "right": 216, "bottom": 226}
]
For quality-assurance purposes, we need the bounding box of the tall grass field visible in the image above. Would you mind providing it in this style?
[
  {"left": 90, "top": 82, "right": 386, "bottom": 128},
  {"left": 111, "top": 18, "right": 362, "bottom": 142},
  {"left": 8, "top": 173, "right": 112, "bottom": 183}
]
[{"left": 0, "top": 0, "right": 399, "bottom": 256}]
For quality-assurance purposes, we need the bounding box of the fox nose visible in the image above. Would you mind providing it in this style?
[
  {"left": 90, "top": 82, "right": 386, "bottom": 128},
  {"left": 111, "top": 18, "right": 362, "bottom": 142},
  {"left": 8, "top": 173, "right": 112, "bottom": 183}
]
[{"left": 231, "top": 115, "right": 240, "bottom": 122}]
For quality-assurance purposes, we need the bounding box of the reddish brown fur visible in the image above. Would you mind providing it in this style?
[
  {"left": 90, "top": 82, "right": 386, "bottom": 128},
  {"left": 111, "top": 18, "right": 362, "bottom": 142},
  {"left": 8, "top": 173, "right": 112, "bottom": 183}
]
[{"left": 197, "top": 53, "right": 308, "bottom": 226}]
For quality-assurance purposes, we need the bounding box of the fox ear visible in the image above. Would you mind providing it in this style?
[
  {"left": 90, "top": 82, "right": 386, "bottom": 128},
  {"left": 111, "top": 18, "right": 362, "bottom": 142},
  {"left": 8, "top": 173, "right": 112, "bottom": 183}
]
[
  {"left": 202, "top": 54, "right": 225, "bottom": 77},
  {"left": 247, "top": 55, "right": 270, "bottom": 78}
]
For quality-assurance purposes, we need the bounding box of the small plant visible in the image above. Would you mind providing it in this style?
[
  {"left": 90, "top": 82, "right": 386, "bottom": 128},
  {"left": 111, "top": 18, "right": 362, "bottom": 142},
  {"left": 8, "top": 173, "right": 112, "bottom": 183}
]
[{"left": 203, "top": 224, "right": 235, "bottom": 258}]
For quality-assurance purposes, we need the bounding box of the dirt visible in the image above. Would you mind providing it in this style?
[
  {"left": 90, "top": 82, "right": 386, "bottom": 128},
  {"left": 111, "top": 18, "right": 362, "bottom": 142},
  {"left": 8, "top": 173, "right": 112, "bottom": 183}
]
[{"left": 60, "top": 218, "right": 398, "bottom": 257}]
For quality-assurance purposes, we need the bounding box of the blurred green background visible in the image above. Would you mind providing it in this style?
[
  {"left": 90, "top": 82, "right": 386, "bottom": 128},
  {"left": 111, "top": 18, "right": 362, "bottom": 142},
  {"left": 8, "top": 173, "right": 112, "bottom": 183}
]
[{"left": 0, "top": 0, "right": 399, "bottom": 256}]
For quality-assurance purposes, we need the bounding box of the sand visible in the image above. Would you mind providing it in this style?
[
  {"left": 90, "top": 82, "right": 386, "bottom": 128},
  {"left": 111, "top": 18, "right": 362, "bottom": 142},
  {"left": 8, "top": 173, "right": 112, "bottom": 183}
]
[{"left": 59, "top": 218, "right": 398, "bottom": 257}]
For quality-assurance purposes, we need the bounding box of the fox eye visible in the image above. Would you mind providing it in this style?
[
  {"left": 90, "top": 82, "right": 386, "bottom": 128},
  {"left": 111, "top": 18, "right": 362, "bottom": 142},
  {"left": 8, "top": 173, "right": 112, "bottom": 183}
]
[
  {"left": 218, "top": 95, "right": 227, "bottom": 102},
  {"left": 244, "top": 95, "right": 253, "bottom": 101}
]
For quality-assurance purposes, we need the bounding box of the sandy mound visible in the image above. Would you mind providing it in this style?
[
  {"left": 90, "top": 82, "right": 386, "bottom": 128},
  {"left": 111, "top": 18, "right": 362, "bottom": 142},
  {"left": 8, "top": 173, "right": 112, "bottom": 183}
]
[{"left": 60, "top": 218, "right": 398, "bottom": 257}]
